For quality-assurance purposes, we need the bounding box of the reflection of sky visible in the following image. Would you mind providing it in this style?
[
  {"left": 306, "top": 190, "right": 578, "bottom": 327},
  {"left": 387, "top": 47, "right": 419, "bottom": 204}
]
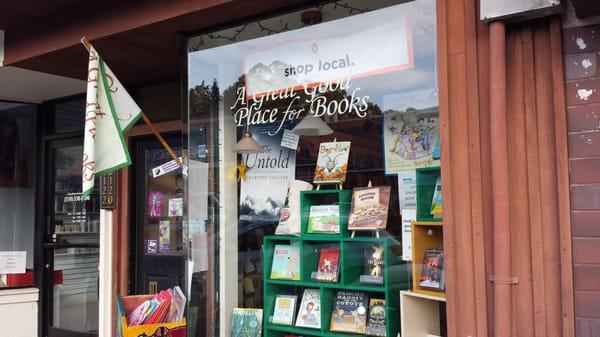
[{"left": 188, "top": 0, "right": 437, "bottom": 113}]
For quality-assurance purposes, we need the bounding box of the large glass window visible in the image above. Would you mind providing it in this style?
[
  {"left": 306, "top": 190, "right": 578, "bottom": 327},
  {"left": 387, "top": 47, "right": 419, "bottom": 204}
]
[{"left": 187, "top": 1, "right": 442, "bottom": 336}]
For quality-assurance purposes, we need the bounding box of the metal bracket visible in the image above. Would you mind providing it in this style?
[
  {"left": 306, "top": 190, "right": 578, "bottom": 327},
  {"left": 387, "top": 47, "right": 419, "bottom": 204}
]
[{"left": 488, "top": 275, "right": 519, "bottom": 285}]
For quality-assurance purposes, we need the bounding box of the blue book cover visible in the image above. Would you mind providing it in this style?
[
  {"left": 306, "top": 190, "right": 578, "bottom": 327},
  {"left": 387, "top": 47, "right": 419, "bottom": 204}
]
[{"left": 270, "top": 242, "right": 300, "bottom": 280}]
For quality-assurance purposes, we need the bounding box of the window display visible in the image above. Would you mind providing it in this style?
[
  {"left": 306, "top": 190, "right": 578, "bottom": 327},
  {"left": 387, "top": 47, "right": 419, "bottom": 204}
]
[{"left": 186, "top": 0, "right": 442, "bottom": 336}]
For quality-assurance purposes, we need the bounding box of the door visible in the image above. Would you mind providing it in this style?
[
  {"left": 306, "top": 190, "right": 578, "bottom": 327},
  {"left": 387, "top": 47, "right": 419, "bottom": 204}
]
[
  {"left": 131, "top": 133, "right": 186, "bottom": 294},
  {"left": 43, "top": 138, "right": 99, "bottom": 337}
]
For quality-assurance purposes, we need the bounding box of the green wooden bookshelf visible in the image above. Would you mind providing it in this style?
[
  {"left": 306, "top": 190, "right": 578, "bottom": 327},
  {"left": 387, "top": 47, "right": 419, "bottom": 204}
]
[
  {"left": 416, "top": 167, "right": 442, "bottom": 222},
  {"left": 263, "top": 189, "right": 411, "bottom": 337}
]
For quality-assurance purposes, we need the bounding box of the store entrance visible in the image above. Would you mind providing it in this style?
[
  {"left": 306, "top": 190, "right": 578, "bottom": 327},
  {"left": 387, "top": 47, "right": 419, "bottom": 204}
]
[{"left": 130, "top": 133, "right": 186, "bottom": 294}]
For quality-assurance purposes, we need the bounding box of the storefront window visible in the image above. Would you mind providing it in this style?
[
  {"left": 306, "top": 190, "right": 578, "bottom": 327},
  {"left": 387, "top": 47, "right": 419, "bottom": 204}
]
[{"left": 187, "top": 1, "right": 442, "bottom": 336}]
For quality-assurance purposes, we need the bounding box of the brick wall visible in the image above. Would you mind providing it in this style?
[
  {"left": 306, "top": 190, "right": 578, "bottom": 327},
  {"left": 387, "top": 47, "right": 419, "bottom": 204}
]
[{"left": 563, "top": 24, "right": 600, "bottom": 337}]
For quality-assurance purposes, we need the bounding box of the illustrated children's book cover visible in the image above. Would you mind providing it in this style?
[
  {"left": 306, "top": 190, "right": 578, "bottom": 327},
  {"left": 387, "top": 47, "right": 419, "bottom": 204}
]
[
  {"left": 270, "top": 242, "right": 300, "bottom": 280},
  {"left": 272, "top": 295, "right": 298, "bottom": 326},
  {"left": 330, "top": 290, "right": 369, "bottom": 334},
  {"left": 231, "top": 308, "right": 263, "bottom": 337},
  {"left": 348, "top": 186, "right": 391, "bottom": 230},
  {"left": 365, "top": 298, "right": 386, "bottom": 336},
  {"left": 419, "top": 249, "right": 445, "bottom": 290},
  {"left": 295, "top": 289, "right": 321, "bottom": 329},
  {"left": 313, "top": 141, "right": 351, "bottom": 184},
  {"left": 307, "top": 205, "right": 340, "bottom": 234},
  {"left": 312, "top": 247, "right": 340, "bottom": 282}
]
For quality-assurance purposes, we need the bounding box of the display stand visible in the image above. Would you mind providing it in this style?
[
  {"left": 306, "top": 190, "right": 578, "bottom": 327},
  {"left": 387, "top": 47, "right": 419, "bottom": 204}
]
[
  {"left": 399, "top": 290, "right": 445, "bottom": 337},
  {"left": 263, "top": 189, "right": 410, "bottom": 337}
]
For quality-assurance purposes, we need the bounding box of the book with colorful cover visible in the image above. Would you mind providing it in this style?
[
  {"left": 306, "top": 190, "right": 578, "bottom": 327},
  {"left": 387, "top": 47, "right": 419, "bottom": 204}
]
[
  {"left": 311, "top": 247, "right": 340, "bottom": 282},
  {"left": 307, "top": 205, "right": 340, "bottom": 234},
  {"left": 419, "top": 249, "right": 445, "bottom": 290},
  {"left": 270, "top": 243, "right": 300, "bottom": 280},
  {"left": 365, "top": 298, "right": 386, "bottom": 336},
  {"left": 272, "top": 295, "right": 298, "bottom": 325},
  {"left": 313, "top": 141, "right": 351, "bottom": 184},
  {"left": 330, "top": 290, "right": 369, "bottom": 334},
  {"left": 430, "top": 176, "right": 442, "bottom": 218},
  {"left": 231, "top": 308, "right": 263, "bottom": 337},
  {"left": 348, "top": 186, "right": 391, "bottom": 230},
  {"left": 360, "top": 244, "right": 385, "bottom": 284},
  {"left": 295, "top": 289, "right": 321, "bottom": 329}
]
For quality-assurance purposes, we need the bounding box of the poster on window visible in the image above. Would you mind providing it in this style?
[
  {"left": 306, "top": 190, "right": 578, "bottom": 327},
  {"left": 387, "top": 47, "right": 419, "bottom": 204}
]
[
  {"left": 239, "top": 123, "right": 296, "bottom": 233},
  {"left": 382, "top": 110, "right": 440, "bottom": 174}
]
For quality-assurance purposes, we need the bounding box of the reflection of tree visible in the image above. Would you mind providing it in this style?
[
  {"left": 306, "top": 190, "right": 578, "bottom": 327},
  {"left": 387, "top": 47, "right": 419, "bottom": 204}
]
[{"left": 189, "top": 79, "right": 220, "bottom": 118}]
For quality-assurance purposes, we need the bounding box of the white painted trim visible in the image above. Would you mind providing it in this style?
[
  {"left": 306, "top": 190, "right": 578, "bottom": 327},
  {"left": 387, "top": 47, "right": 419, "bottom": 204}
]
[
  {"left": 0, "top": 287, "right": 38, "bottom": 304},
  {"left": 99, "top": 209, "right": 113, "bottom": 337}
]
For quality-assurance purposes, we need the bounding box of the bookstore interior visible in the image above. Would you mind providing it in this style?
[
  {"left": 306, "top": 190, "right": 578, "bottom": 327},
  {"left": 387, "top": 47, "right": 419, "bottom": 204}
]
[{"left": 119, "top": 0, "right": 445, "bottom": 336}]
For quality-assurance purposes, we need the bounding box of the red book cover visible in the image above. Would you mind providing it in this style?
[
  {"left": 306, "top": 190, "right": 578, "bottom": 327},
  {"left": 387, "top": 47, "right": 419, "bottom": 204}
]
[{"left": 313, "top": 247, "right": 340, "bottom": 282}]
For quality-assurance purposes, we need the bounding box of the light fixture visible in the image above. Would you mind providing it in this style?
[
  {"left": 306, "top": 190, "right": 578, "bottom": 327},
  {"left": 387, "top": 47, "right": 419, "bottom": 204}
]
[
  {"left": 291, "top": 113, "right": 333, "bottom": 136},
  {"left": 233, "top": 131, "right": 264, "bottom": 153}
]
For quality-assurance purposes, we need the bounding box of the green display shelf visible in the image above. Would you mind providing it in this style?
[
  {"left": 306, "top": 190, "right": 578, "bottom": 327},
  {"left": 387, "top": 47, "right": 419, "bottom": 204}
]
[{"left": 416, "top": 167, "right": 442, "bottom": 222}]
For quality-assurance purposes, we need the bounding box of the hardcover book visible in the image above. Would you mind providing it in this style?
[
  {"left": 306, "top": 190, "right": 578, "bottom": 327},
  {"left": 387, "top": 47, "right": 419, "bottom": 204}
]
[
  {"left": 231, "top": 308, "right": 263, "bottom": 337},
  {"left": 419, "top": 249, "right": 445, "bottom": 290},
  {"left": 330, "top": 290, "right": 369, "bottom": 334},
  {"left": 307, "top": 205, "right": 340, "bottom": 234},
  {"left": 270, "top": 243, "right": 300, "bottom": 280},
  {"left": 272, "top": 295, "right": 298, "bottom": 326},
  {"left": 365, "top": 298, "right": 386, "bottom": 336},
  {"left": 430, "top": 176, "right": 442, "bottom": 218},
  {"left": 295, "top": 289, "right": 321, "bottom": 329},
  {"left": 313, "top": 141, "right": 351, "bottom": 184},
  {"left": 360, "top": 244, "right": 385, "bottom": 285},
  {"left": 311, "top": 247, "right": 340, "bottom": 282},
  {"left": 348, "top": 186, "right": 391, "bottom": 230}
]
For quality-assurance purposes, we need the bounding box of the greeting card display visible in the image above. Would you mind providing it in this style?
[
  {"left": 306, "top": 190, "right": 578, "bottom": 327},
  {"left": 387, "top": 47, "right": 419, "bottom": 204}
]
[
  {"left": 311, "top": 247, "right": 340, "bottom": 282},
  {"left": 330, "top": 290, "right": 369, "bottom": 334},
  {"left": 313, "top": 141, "right": 351, "bottom": 185},
  {"left": 295, "top": 289, "right": 321, "bottom": 329},
  {"left": 348, "top": 186, "right": 391, "bottom": 230},
  {"left": 271, "top": 295, "right": 298, "bottom": 326}
]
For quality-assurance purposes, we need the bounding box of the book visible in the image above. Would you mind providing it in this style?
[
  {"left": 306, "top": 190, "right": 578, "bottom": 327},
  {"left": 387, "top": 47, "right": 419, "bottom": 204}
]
[
  {"left": 330, "top": 290, "right": 369, "bottom": 334},
  {"left": 430, "top": 176, "right": 442, "bottom": 218},
  {"left": 272, "top": 295, "right": 298, "bottom": 325},
  {"left": 311, "top": 247, "right": 340, "bottom": 282},
  {"left": 313, "top": 141, "right": 351, "bottom": 184},
  {"left": 307, "top": 205, "right": 340, "bottom": 234},
  {"left": 348, "top": 186, "right": 391, "bottom": 230},
  {"left": 295, "top": 289, "right": 321, "bottom": 329},
  {"left": 419, "top": 249, "right": 445, "bottom": 290},
  {"left": 231, "top": 308, "right": 263, "bottom": 337},
  {"left": 270, "top": 243, "right": 300, "bottom": 280},
  {"left": 360, "top": 244, "right": 385, "bottom": 285},
  {"left": 365, "top": 298, "right": 386, "bottom": 336}
]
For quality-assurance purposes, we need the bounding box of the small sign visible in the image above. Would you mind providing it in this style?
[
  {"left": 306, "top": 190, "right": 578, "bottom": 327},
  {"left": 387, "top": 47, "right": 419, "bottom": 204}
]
[
  {"left": 280, "top": 129, "right": 300, "bottom": 150},
  {"left": 147, "top": 240, "right": 158, "bottom": 254},
  {"left": 0, "top": 251, "right": 26, "bottom": 274},
  {"left": 100, "top": 172, "right": 117, "bottom": 209},
  {"left": 152, "top": 157, "right": 183, "bottom": 178}
]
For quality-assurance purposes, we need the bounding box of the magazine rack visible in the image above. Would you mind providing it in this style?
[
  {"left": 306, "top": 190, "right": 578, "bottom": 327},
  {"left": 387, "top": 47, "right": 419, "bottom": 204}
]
[{"left": 263, "top": 189, "right": 410, "bottom": 337}]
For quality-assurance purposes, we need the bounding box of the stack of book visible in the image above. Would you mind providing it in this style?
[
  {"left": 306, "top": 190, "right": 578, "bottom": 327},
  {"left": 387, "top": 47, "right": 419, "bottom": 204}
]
[{"left": 126, "top": 286, "right": 186, "bottom": 326}]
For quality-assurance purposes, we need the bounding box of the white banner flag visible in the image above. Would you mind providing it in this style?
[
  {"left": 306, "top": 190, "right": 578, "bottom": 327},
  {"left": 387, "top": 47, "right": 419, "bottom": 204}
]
[{"left": 82, "top": 48, "right": 142, "bottom": 195}]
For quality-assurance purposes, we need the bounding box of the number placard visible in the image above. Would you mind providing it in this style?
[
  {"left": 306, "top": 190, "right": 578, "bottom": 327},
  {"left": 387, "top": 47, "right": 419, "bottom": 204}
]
[{"left": 100, "top": 172, "right": 117, "bottom": 209}]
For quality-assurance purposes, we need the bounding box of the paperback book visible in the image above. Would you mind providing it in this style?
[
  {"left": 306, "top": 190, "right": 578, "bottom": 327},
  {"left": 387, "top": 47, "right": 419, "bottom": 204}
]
[
  {"left": 360, "top": 244, "right": 385, "bottom": 285},
  {"left": 231, "top": 308, "right": 263, "bottom": 337},
  {"left": 295, "top": 289, "right": 321, "bottom": 329},
  {"left": 430, "top": 176, "right": 442, "bottom": 218},
  {"left": 313, "top": 141, "right": 351, "bottom": 184},
  {"left": 270, "top": 243, "right": 300, "bottom": 280},
  {"left": 365, "top": 298, "right": 386, "bottom": 336},
  {"left": 311, "top": 247, "right": 340, "bottom": 282},
  {"left": 419, "top": 249, "right": 445, "bottom": 290},
  {"left": 330, "top": 290, "right": 369, "bottom": 334},
  {"left": 348, "top": 186, "right": 391, "bottom": 230},
  {"left": 272, "top": 295, "right": 298, "bottom": 326},
  {"left": 307, "top": 205, "right": 340, "bottom": 234}
]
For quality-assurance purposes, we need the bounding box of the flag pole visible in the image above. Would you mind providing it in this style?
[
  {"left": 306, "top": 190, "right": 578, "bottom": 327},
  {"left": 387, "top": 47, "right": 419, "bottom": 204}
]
[{"left": 81, "top": 37, "right": 183, "bottom": 167}]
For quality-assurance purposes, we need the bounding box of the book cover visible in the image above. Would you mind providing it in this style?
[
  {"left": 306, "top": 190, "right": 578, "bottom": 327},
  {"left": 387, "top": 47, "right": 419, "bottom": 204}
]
[
  {"left": 159, "top": 220, "right": 170, "bottom": 252},
  {"left": 148, "top": 191, "right": 163, "bottom": 217},
  {"left": 419, "top": 249, "right": 445, "bottom": 290},
  {"left": 365, "top": 298, "right": 386, "bottom": 336},
  {"left": 360, "top": 244, "right": 385, "bottom": 284},
  {"left": 330, "top": 290, "right": 369, "bottom": 334},
  {"left": 295, "top": 288, "right": 321, "bottom": 329},
  {"left": 270, "top": 243, "right": 300, "bottom": 280},
  {"left": 313, "top": 141, "right": 351, "bottom": 184},
  {"left": 348, "top": 186, "right": 391, "bottom": 230},
  {"left": 430, "top": 176, "right": 442, "bottom": 218},
  {"left": 231, "top": 308, "right": 263, "bottom": 337},
  {"left": 272, "top": 295, "right": 298, "bottom": 325},
  {"left": 312, "top": 247, "right": 340, "bottom": 282},
  {"left": 169, "top": 197, "right": 183, "bottom": 217},
  {"left": 307, "top": 205, "right": 340, "bottom": 234}
]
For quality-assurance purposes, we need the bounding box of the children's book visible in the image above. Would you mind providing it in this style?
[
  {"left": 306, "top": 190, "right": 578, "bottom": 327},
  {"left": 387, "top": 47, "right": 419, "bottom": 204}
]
[
  {"left": 330, "top": 290, "right": 369, "bottom": 334},
  {"left": 419, "top": 249, "right": 445, "bottom": 290},
  {"left": 365, "top": 298, "right": 386, "bottom": 336},
  {"left": 270, "top": 242, "right": 300, "bottom": 280},
  {"left": 272, "top": 295, "right": 298, "bottom": 326},
  {"left": 348, "top": 186, "right": 391, "bottom": 230},
  {"left": 313, "top": 141, "right": 351, "bottom": 184},
  {"left": 311, "top": 247, "right": 340, "bottom": 282},
  {"left": 295, "top": 289, "right": 321, "bottom": 329},
  {"left": 307, "top": 205, "right": 340, "bottom": 234},
  {"left": 430, "top": 177, "right": 442, "bottom": 218},
  {"left": 231, "top": 308, "right": 263, "bottom": 337}
]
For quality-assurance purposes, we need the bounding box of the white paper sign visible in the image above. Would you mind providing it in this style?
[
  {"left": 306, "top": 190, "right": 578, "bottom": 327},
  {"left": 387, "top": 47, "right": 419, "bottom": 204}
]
[
  {"left": 397, "top": 171, "right": 417, "bottom": 210},
  {"left": 401, "top": 209, "right": 416, "bottom": 261},
  {"left": 152, "top": 157, "right": 183, "bottom": 178},
  {"left": 0, "top": 251, "right": 26, "bottom": 274},
  {"left": 280, "top": 129, "right": 300, "bottom": 150}
]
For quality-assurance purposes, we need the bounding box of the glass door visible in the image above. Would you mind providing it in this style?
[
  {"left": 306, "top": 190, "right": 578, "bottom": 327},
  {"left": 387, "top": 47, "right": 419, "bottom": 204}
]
[{"left": 44, "top": 138, "right": 99, "bottom": 337}]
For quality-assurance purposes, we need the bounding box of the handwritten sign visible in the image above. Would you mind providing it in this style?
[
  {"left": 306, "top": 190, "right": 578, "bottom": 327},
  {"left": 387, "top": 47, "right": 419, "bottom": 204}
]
[
  {"left": 280, "top": 129, "right": 300, "bottom": 149},
  {"left": 0, "top": 251, "right": 26, "bottom": 274}
]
